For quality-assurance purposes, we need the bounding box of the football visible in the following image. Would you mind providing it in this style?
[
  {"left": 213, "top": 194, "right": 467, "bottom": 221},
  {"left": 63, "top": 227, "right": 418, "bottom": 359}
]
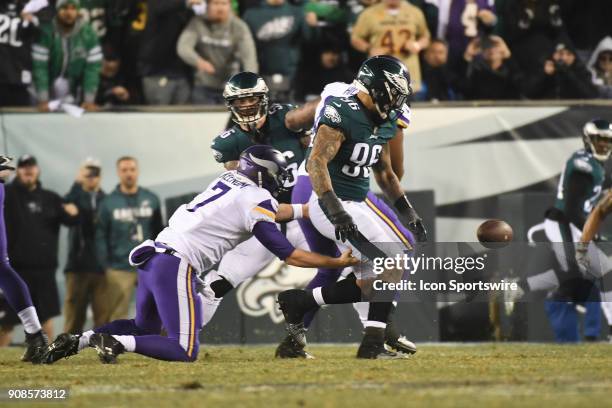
[{"left": 477, "top": 219, "right": 513, "bottom": 247}]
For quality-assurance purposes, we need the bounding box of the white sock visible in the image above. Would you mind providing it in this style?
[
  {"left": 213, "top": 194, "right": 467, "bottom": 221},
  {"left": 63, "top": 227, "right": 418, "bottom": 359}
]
[
  {"left": 79, "top": 330, "right": 94, "bottom": 351},
  {"left": 111, "top": 335, "right": 136, "bottom": 352},
  {"left": 17, "top": 306, "right": 42, "bottom": 334},
  {"left": 365, "top": 320, "right": 387, "bottom": 329},
  {"left": 527, "top": 269, "right": 559, "bottom": 291},
  {"left": 312, "top": 287, "right": 325, "bottom": 306},
  {"left": 352, "top": 302, "right": 369, "bottom": 328}
]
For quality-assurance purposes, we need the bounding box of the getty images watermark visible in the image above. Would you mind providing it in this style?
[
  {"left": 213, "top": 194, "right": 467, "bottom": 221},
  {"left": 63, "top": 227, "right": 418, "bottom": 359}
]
[{"left": 371, "top": 252, "right": 519, "bottom": 293}]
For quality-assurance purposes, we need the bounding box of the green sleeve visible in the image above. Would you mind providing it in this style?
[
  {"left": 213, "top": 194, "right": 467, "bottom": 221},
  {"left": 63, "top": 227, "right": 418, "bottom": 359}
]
[
  {"left": 83, "top": 24, "right": 103, "bottom": 103},
  {"left": 316, "top": 98, "right": 350, "bottom": 136},
  {"left": 95, "top": 199, "right": 110, "bottom": 269},
  {"left": 32, "top": 25, "right": 52, "bottom": 102},
  {"left": 210, "top": 128, "right": 241, "bottom": 163}
]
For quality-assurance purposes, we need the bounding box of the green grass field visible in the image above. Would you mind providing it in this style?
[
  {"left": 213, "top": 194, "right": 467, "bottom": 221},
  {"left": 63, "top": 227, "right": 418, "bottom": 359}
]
[{"left": 1, "top": 343, "right": 611, "bottom": 407}]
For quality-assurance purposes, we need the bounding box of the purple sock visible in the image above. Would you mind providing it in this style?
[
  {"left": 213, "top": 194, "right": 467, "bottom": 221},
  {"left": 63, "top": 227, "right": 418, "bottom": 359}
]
[{"left": 134, "top": 335, "right": 198, "bottom": 362}]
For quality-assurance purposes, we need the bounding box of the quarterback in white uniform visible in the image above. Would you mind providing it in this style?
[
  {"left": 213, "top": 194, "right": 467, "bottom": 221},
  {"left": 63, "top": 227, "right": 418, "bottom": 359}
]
[{"left": 39, "top": 146, "right": 357, "bottom": 364}]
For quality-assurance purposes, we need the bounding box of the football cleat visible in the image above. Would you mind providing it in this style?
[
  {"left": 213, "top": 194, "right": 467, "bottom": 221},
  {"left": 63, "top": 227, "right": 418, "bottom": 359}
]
[
  {"left": 22, "top": 330, "right": 48, "bottom": 363},
  {"left": 385, "top": 335, "right": 417, "bottom": 355},
  {"left": 89, "top": 333, "right": 125, "bottom": 364},
  {"left": 357, "top": 327, "right": 407, "bottom": 360},
  {"left": 277, "top": 289, "right": 312, "bottom": 347},
  {"left": 275, "top": 335, "right": 314, "bottom": 359},
  {"left": 38, "top": 333, "right": 80, "bottom": 364}
]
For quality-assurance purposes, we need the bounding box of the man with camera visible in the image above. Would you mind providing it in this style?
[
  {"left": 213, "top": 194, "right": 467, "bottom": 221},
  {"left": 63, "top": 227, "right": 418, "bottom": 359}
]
[
  {"left": 525, "top": 42, "right": 598, "bottom": 99},
  {"left": 63, "top": 158, "right": 108, "bottom": 334}
]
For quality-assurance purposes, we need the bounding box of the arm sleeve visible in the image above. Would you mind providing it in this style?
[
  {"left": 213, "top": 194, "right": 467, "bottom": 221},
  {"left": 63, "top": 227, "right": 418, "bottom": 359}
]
[
  {"left": 83, "top": 25, "right": 103, "bottom": 103},
  {"left": 210, "top": 130, "right": 240, "bottom": 163},
  {"left": 246, "top": 198, "right": 279, "bottom": 231},
  {"left": 252, "top": 221, "right": 296, "bottom": 260},
  {"left": 95, "top": 200, "right": 110, "bottom": 269},
  {"left": 32, "top": 26, "right": 51, "bottom": 101},
  {"left": 176, "top": 18, "right": 201, "bottom": 68},
  {"left": 565, "top": 171, "right": 594, "bottom": 229},
  {"left": 316, "top": 98, "right": 349, "bottom": 134}
]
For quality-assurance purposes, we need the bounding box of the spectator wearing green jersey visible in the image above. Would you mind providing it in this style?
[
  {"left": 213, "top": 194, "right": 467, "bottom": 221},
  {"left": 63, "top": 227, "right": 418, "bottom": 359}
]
[
  {"left": 243, "top": 0, "right": 315, "bottom": 102},
  {"left": 32, "top": 0, "right": 102, "bottom": 111}
]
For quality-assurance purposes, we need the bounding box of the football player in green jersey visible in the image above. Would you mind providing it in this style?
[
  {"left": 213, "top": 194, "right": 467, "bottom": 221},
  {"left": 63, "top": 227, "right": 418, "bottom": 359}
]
[
  {"left": 508, "top": 119, "right": 612, "bottom": 342},
  {"left": 199, "top": 72, "right": 319, "bottom": 327},
  {"left": 278, "top": 55, "right": 426, "bottom": 359}
]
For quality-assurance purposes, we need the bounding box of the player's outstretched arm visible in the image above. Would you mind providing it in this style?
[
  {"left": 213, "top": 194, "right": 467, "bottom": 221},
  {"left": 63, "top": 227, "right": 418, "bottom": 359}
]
[
  {"left": 373, "top": 144, "right": 427, "bottom": 242},
  {"left": 285, "top": 248, "right": 358, "bottom": 268},
  {"left": 252, "top": 221, "right": 358, "bottom": 268},
  {"left": 275, "top": 203, "right": 309, "bottom": 222},
  {"left": 285, "top": 98, "right": 321, "bottom": 132}
]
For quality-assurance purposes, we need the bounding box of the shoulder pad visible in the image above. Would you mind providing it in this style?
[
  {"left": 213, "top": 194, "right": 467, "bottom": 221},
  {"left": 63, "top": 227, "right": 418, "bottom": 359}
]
[{"left": 573, "top": 158, "right": 594, "bottom": 174}]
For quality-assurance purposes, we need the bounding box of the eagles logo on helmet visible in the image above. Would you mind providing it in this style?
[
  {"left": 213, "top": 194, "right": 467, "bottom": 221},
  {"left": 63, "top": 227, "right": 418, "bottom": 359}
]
[
  {"left": 354, "top": 55, "right": 413, "bottom": 122},
  {"left": 223, "top": 72, "right": 270, "bottom": 126},
  {"left": 583, "top": 119, "right": 612, "bottom": 162}
]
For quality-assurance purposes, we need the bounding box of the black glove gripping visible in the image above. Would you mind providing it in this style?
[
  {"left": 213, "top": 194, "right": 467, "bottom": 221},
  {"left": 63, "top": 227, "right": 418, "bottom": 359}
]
[
  {"left": 318, "top": 191, "right": 358, "bottom": 242},
  {"left": 394, "top": 196, "right": 427, "bottom": 242}
]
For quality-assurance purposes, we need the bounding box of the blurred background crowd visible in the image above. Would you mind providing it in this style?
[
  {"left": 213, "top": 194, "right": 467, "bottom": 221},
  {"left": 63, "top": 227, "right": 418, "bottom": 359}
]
[
  {"left": 1, "top": 0, "right": 611, "bottom": 111},
  {"left": 0, "top": 154, "right": 162, "bottom": 345}
]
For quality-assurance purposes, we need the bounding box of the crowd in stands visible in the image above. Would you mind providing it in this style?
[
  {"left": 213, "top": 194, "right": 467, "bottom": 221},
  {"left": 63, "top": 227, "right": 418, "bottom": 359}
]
[
  {"left": 0, "top": 0, "right": 611, "bottom": 110},
  {"left": 0, "top": 155, "right": 162, "bottom": 344}
]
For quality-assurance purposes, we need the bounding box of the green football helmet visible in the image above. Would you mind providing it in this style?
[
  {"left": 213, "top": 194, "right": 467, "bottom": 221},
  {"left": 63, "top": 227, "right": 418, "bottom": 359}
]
[
  {"left": 354, "top": 55, "right": 412, "bottom": 121},
  {"left": 223, "top": 72, "right": 269, "bottom": 125},
  {"left": 583, "top": 118, "right": 612, "bottom": 162}
]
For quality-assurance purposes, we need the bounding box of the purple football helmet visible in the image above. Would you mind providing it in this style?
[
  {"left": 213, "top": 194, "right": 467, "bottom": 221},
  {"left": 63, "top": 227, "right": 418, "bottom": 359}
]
[{"left": 237, "top": 145, "right": 289, "bottom": 197}]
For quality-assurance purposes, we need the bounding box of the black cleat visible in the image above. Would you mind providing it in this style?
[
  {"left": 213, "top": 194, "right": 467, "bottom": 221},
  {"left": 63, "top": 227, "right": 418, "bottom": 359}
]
[
  {"left": 38, "top": 333, "right": 80, "bottom": 364},
  {"left": 89, "top": 333, "right": 125, "bottom": 364},
  {"left": 22, "top": 330, "right": 48, "bottom": 363},
  {"left": 384, "top": 321, "right": 417, "bottom": 355},
  {"left": 275, "top": 335, "right": 314, "bottom": 359},
  {"left": 277, "top": 289, "right": 314, "bottom": 348},
  {"left": 357, "top": 327, "right": 406, "bottom": 360}
]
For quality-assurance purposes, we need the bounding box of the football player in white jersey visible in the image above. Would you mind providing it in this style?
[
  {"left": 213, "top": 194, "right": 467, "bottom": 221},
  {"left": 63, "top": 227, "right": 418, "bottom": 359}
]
[{"left": 39, "top": 146, "right": 358, "bottom": 364}]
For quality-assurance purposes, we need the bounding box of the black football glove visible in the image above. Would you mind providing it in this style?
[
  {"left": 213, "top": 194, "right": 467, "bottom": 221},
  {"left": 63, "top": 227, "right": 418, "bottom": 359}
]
[
  {"left": 0, "top": 156, "right": 14, "bottom": 172},
  {"left": 394, "top": 196, "right": 427, "bottom": 242},
  {"left": 319, "top": 191, "right": 358, "bottom": 242}
]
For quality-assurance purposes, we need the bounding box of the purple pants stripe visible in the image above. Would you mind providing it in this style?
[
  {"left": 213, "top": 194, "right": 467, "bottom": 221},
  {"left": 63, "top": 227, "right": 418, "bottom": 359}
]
[
  {"left": 0, "top": 183, "right": 34, "bottom": 314},
  {"left": 292, "top": 176, "right": 414, "bottom": 328},
  {"left": 94, "top": 253, "right": 201, "bottom": 362}
]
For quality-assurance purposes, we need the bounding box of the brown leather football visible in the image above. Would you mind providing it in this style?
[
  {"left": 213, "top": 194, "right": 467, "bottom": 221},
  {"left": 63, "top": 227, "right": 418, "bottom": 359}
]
[{"left": 477, "top": 219, "right": 513, "bottom": 247}]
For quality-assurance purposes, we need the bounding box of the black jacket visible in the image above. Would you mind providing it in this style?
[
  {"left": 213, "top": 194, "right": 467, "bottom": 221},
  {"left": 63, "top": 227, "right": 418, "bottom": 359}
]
[
  {"left": 138, "top": 0, "right": 192, "bottom": 77},
  {"left": 5, "top": 179, "right": 78, "bottom": 270},
  {"left": 524, "top": 60, "right": 598, "bottom": 99},
  {"left": 64, "top": 182, "right": 106, "bottom": 273},
  {"left": 465, "top": 58, "right": 523, "bottom": 100}
]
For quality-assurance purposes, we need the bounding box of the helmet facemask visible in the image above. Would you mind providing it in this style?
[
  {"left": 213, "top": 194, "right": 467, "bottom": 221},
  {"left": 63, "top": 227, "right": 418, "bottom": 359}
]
[
  {"left": 583, "top": 120, "right": 612, "bottom": 162},
  {"left": 227, "top": 94, "right": 269, "bottom": 126}
]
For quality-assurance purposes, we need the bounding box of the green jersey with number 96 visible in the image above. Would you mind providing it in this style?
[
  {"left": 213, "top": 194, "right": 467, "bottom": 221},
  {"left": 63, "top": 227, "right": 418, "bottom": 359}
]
[
  {"left": 310, "top": 95, "right": 397, "bottom": 201},
  {"left": 210, "top": 103, "right": 306, "bottom": 204}
]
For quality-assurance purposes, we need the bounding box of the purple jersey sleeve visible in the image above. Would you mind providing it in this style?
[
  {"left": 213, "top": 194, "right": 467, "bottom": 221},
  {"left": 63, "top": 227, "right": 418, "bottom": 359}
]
[{"left": 252, "top": 221, "right": 296, "bottom": 260}]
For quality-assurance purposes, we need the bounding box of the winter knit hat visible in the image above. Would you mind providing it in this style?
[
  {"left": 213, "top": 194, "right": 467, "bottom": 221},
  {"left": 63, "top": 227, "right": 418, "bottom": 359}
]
[{"left": 56, "top": 0, "right": 80, "bottom": 9}]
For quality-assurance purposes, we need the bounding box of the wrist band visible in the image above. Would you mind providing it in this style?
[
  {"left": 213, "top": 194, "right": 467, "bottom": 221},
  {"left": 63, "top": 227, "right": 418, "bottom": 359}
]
[
  {"left": 394, "top": 195, "right": 412, "bottom": 212},
  {"left": 291, "top": 204, "right": 303, "bottom": 219}
]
